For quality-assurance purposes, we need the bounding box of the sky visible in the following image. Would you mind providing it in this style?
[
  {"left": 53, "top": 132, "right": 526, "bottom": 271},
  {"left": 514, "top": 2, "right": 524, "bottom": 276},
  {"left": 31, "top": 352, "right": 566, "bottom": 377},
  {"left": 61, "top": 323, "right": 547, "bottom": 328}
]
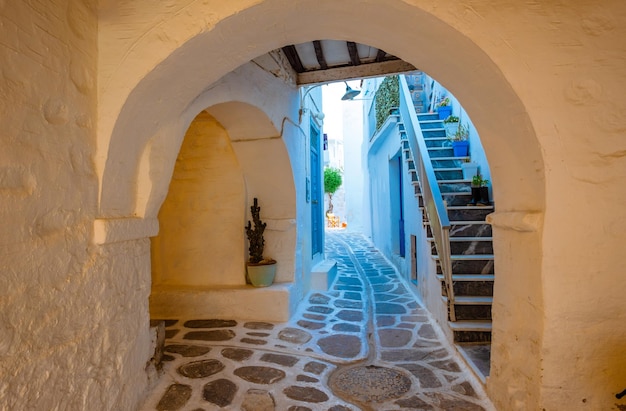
[{"left": 321, "top": 80, "right": 363, "bottom": 145}]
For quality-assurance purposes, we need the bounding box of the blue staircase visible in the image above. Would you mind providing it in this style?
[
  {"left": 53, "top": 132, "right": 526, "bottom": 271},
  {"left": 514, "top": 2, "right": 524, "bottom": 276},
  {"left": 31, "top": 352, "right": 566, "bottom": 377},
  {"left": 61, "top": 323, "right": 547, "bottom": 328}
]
[{"left": 399, "top": 109, "right": 495, "bottom": 379}]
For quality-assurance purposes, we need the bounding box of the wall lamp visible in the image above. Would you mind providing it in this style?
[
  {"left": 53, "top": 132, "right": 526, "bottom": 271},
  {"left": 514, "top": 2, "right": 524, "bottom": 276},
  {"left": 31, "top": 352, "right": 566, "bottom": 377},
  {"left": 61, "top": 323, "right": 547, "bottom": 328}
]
[
  {"left": 299, "top": 83, "right": 327, "bottom": 124},
  {"left": 298, "top": 81, "right": 366, "bottom": 123},
  {"left": 341, "top": 82, "right": 361, "bottom": 100}
]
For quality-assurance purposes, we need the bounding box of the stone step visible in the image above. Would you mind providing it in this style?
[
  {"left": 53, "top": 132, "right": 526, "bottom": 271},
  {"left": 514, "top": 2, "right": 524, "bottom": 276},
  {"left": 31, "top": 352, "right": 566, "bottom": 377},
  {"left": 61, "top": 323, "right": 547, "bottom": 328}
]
[
  {"left": 437, "top": 180, "right": 472, "bottom": 192},
  {"left": 434, "top": 254, "right": 495, "bottom": 275},
  {"left": 435, "top": 169, "right": 463, "bottom": 180},
  {"left": 430, "top": 237, "right": 494, "bottom": 255},
  {"left": 150, "top": 283, "right": 295, "bottom": 322},
  {"left": 419, "top": 191, "right": 473, "bottom": 207},
  {"left": 428, "top": 147, "right": 455, "bottom": 158},
  {"left": 423, "top": 129, "right": 447, "bottom": 138},
  {"left": 449, "top": 321, "right": 492, "bottom": 343},
  {"left": 456, "top": 343, "right": 491, "bottom": 382},
  {"left": 431, "top": 158, "right": 465, "bottom": 168},
  {"left": 433, "top": 167, "right": 462, "bottom": 172},
  {"left": 424, "top": 137, "right": 451, "bottom": 148},
  {"left": 419, "top": 118, "right": 443, "bottom": 130},
  {"left": 447, "top": 205, "right": 494, "bottom": 221},
  {"left": 425, "top": 221, "right": 493, "bottom": 238},
  {"left": 437, "top": 274, "right": 495, "bottom": 297},
  {"left": 454, "top": 296, "right": 493, "bottom": 305},
  {"left": 444, "top": 296, "right": 492, "bottom": 321},
  {"left": 311, "top": 259, "right": 338, "bottom": 291},
  {"left": 417, "top": 113, "right": 440, "bottom": 121},
  {"left": 416, "top": 181, "right": 474, "bottom": 196},
  {"left": 444, "top": 193, "right": 477, "bottom": 207}
]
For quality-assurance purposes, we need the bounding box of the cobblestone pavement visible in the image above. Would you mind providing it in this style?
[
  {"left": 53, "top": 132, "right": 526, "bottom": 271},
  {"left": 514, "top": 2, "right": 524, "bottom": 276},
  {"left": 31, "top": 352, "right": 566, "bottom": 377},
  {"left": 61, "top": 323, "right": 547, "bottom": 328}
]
[{"left": 141, "top": 231, "right": 495, "bottom": 411}]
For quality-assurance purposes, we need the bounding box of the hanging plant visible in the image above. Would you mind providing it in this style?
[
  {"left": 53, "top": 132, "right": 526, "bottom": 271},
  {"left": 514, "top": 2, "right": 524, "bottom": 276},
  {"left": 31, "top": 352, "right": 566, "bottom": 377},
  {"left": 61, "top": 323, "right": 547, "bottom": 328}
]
[{"left": 375, "top": 75, "right": 400, "bottom": 130}]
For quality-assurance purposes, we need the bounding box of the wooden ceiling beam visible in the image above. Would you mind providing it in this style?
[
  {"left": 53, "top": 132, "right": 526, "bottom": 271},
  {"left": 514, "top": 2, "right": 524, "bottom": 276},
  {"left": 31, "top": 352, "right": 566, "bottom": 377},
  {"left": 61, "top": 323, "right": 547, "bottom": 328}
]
[
  {"left": 347, "top": 41, "right": 361, "bottom": 66},
  {"left": 297, "top": 60, "right": 417, "bottom": 85},
  {"left": 375, "top": 49, "right": 388, "bottom": 62},
  {"left": 281, "top": 45, "right": 305, "bottom": 73},
  {"left": 313, "top": 40, "right": 328, "bottom": 70}
]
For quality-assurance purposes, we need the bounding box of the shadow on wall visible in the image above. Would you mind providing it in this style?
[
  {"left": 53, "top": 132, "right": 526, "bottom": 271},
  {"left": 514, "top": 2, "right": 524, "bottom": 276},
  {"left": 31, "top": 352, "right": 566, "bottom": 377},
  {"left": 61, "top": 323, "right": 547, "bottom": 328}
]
[{"left": 151, "top": 111, "right": 246, "bottom": 288}]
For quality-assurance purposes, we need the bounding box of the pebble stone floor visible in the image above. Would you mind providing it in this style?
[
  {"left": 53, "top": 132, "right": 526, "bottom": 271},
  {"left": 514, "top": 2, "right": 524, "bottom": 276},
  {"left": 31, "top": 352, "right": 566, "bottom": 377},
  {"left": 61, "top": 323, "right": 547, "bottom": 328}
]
[{"left": 141, "top": 231, "right": 496, "bottom": 411}]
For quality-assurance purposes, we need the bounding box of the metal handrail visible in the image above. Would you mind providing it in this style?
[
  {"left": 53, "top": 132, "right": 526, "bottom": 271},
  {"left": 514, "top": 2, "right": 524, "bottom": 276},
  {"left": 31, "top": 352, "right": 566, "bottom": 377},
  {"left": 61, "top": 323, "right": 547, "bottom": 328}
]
[{"left": 398, "top": 75, "right": 456, "bottom": 322}]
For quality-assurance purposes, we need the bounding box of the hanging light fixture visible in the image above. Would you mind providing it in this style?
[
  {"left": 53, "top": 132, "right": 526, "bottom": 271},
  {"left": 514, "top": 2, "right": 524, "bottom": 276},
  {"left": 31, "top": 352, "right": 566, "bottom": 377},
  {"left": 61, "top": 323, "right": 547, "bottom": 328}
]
[{"left": 341, "top": 82, "right": 361, "bottom": 100}]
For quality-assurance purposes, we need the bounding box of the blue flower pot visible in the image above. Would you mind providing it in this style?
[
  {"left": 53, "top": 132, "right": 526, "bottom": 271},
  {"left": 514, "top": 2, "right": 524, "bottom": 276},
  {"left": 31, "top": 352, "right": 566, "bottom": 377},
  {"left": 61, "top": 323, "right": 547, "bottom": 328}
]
[
  {"left": 437, "top": 106, "right": 452, "bottom": 120},
  {"left": 452, "top": 140, "right": 469, "bottom": 157}
]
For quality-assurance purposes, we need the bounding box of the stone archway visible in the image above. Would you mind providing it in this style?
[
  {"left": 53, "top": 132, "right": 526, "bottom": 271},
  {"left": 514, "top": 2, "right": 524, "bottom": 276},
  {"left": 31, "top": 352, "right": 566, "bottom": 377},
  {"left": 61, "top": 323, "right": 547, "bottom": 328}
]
[
  {"left": 149, "top": 96, "right": 299, "bottom": 320},
  {"left": 96, "top": 1, "right": 546, "bottom": 408},
  {"left": 97, "top": 1, "right": 544, "bottom": 219}
]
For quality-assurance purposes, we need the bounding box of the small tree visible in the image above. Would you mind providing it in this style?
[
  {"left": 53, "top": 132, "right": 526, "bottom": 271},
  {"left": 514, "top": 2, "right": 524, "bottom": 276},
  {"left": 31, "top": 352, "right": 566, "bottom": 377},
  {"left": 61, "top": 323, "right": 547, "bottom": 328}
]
[{"left": 324, "top": 167, "right": 342, "bottom": 216}]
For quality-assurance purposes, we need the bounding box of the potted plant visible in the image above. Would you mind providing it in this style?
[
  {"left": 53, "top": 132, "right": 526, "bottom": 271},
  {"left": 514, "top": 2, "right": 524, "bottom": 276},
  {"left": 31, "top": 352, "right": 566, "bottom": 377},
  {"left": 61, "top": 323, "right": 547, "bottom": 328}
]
[
  {"left": 436, "top": 97, "right": 452, "bottom": 119},
  {"left": 245, "top": 198, "right": 276, "bottom": 287},
  {"left": 443, "top": 115, "right": 460, "bottom": 138},
  {"left": 470, "top": 174, "right": 490, "bottom": 206},
  {"left": 461, "top": 159, "right": 479, "bottom": 180},
  {"left": 449, "top": 123, "right": 469, "bottom": 157}
]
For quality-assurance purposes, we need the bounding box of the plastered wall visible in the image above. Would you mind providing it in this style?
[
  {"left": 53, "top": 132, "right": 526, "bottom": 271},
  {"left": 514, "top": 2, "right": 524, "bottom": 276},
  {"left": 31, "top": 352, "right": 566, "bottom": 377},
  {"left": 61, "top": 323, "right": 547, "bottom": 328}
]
[
  {"left": 2, "top": 1, "right": 626, "bottom": 410},
  {"left": 367, "top": 121, "right": 399, "bottom": 257},
  {"left": 0, "top": 1, "right": 151, "bottom": 409},
  {"left": 148, "top": 62, "right": 304, "bottom": 320},
  {"left": 93, "top": 1, "right": 626, "bottom": 408},
  {"left": 151, "top": 112, "right": 246, "bottom": 286}
]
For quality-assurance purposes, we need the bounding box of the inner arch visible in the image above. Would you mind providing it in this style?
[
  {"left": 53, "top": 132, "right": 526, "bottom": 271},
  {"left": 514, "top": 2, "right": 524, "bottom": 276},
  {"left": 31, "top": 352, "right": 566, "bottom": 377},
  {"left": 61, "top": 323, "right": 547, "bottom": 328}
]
[{"left": 98, "top": 0, "right": 545, "bottom": 219}]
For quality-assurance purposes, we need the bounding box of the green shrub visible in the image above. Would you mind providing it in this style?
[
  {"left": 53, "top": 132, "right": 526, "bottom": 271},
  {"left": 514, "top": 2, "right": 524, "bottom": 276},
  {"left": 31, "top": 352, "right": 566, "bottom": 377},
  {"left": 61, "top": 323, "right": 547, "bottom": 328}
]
[
  {"left": 375, "top": 76, "right": 399, "bottom": 130},
  {"left": 324, "top": 167, "right": 342, "bottom": 215}
]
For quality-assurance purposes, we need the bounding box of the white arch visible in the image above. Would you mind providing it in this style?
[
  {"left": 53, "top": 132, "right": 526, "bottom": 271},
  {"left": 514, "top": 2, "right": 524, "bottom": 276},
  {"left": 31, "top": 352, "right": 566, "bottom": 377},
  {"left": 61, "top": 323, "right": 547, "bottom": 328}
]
[
  {"left": 96, "top": 1, "right": 546, "bottom": 408},
  {"left": 98, "top": 0, "right": 544, "bottom": 218}
]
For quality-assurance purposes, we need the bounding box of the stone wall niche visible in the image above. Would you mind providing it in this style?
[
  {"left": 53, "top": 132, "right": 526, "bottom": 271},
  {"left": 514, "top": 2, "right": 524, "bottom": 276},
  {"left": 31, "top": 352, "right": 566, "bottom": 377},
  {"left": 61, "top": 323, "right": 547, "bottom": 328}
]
[
  {"left": 151, "top": 111, "right": 245, "bottom": 288},
  {"left": 149, "top": 105, "right": 296, "bottom": 322}
]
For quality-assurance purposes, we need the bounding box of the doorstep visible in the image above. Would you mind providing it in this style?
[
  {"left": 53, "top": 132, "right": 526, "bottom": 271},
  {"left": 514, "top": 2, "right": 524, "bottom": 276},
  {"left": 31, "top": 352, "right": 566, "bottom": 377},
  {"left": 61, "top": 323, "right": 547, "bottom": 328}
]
[
  {"left": 310, "top": 259, "right": 338, "bottom": 291},
  {"left": 150, "top": 282, "right": 295, "bottom": 322}
]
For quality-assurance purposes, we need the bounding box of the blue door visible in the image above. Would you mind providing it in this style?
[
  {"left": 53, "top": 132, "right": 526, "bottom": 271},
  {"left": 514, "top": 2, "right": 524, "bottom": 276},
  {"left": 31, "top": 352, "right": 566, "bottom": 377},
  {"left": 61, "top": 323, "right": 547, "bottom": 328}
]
[
  {"left": 398, "top": 156, "right": 405, "bottom": 257},
  {"left": 310, "top": 124, "right": 323, "bottom": 255}
]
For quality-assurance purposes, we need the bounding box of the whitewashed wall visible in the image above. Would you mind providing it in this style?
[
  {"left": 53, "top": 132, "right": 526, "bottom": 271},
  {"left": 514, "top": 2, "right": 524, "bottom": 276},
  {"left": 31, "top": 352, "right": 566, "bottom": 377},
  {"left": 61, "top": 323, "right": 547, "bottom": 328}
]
[{"left": 2, "top": 1, "right": 625, "bottom": 410}]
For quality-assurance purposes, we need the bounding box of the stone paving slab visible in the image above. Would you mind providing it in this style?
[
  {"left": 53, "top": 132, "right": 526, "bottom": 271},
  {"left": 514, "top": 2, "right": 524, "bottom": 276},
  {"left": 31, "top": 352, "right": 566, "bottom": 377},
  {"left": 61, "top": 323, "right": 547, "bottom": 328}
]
[{"left": 140, "top": 231, "right": 495, "bottom": 411}]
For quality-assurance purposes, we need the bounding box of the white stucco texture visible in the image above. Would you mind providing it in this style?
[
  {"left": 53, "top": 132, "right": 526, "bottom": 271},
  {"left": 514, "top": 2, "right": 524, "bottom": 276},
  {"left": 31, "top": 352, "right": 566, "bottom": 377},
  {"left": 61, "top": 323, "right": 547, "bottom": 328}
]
[
  {"left": 151, "top": 111, "right": 246, "bottom": 287},
  {"left": 148, "top": 75, "right": 301, "bottom": 320},
  {"left": 0, "top": 1, "right": 150, "bottom": 409},
  {"left": 94, "top": 1, "right": 626, "bottom": 409},
  {"left": 2, "top": 1, "right": 625, "bottom": 410}
]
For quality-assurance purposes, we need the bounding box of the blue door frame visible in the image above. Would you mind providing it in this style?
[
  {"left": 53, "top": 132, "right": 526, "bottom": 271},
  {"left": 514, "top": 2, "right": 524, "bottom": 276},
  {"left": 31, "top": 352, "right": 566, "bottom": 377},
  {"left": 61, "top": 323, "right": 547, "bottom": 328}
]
[
  {"left": 310, "top": 123, "right": 323, "bottom": 256},
  {"left": 398, "top": 155, "right": 405, "bottom": 257}
]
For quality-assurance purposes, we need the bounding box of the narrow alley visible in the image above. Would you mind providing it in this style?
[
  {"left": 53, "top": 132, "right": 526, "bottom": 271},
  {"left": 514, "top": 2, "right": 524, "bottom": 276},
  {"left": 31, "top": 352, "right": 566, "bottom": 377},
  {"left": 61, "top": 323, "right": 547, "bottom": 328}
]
[{"left": 141, "top": 231, "right": 495, "bottom": 411}]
